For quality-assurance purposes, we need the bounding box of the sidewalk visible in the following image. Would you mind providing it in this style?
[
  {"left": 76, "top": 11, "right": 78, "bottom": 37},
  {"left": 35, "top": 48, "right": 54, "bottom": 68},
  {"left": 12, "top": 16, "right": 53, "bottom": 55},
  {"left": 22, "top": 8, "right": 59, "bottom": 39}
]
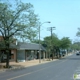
[
  {"left": 0, "top": 59, "right": 58, "bottom": 72},
  {"left": 0, "top": 53, "right": 73, "bottom": 73}
]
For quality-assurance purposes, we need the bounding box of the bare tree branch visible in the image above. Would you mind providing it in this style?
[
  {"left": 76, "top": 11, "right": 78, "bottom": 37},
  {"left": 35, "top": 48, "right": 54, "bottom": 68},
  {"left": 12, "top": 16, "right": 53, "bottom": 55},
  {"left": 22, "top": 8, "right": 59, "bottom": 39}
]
[{"left": 9, "top": 29, "right": 20, "bottom": 37}]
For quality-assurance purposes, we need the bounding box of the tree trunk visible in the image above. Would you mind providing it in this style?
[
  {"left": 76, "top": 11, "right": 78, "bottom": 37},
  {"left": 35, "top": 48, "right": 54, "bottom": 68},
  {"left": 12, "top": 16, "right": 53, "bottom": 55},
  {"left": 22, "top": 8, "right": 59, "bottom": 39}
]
[
  {"left": 6, "top": 49, "right": 10, "bottom": 68},
  {"left": 5, "top": 37, "right": 10, "bottom": 68},
  {"left": 52, "top": 53, "right": 54, "bottom": 60}
]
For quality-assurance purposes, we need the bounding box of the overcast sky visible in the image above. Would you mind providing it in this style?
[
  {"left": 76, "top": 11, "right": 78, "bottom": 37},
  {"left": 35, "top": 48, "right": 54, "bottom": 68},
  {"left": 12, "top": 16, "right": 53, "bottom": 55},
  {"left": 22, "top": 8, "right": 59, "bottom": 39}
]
[{"left": 2, "top": 0, "right": 80, "bottom": 42}]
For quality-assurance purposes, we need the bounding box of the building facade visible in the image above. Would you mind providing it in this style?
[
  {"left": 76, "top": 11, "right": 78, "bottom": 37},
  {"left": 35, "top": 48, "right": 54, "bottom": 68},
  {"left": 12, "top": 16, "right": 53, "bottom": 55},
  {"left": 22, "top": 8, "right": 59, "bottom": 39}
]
[{"left": 0, "top": 36, "right": 47, "bottom": 62}]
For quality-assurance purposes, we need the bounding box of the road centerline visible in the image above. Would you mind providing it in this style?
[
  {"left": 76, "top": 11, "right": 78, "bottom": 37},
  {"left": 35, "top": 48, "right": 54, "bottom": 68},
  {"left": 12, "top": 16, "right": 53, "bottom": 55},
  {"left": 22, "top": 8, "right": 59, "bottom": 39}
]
[{"left": 7, "top": 59, "right": 67, "bottom": 80}]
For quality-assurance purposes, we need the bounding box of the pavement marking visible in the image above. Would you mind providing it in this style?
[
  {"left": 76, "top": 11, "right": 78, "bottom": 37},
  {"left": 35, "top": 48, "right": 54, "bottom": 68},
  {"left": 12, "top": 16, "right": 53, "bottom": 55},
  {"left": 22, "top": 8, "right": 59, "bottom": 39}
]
[
  {"left": 2, "top": 53, "right": 72, "bottom": 79},
  {"left": 0, "top": 60, "right": 58, "bottom": 78},
  {"left": 7, "top": 60, "right": 67, "bottom": 80}
]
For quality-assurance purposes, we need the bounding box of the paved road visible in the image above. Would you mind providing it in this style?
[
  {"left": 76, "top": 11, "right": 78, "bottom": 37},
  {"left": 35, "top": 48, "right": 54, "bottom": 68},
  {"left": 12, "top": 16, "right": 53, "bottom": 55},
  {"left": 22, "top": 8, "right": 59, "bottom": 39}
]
[{"left": 0, "top": 53, "right": 80, "bottom": 80}]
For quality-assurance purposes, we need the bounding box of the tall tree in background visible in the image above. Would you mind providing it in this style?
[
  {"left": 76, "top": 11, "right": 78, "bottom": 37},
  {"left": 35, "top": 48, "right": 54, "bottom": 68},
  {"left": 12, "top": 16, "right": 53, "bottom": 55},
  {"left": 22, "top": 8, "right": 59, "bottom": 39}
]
[
  {"left": 43, "top": 33, "right": 59, "bottom": 48},
  {"left": 43, "top": 33, "right": 60, "bottom": 59},
  {"left": 71, "top": 42, "right": 80, "bottom": 50},
  {"left": 76, "top": 28, "right": 80, "bottom": 37},
  {"left": 70, "top": 27, "right": 80, "bottom": 50},
  {"left": 0, "top": 0, "right": 39, "bottom": 68},
  {"left": 59, "top": 37, "right": 71, "bottom": 49}
]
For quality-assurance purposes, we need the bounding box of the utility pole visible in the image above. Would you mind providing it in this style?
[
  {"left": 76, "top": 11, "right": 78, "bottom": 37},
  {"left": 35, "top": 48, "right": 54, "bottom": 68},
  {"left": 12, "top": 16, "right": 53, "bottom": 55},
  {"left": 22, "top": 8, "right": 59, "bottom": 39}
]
[{"left": 48, "top": 27, "right": 55, "bottom": 60}]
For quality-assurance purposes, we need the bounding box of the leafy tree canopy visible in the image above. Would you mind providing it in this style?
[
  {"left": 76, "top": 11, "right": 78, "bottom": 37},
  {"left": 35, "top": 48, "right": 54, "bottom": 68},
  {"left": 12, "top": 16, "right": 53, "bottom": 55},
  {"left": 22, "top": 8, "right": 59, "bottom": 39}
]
[
  {"left": 0, "top": 0, "right": 39, "bottom": 68},
  {"left": 59, "top": 37, "right": 71, "bottom": 49},
  {"left": 0, "top": 0, "right": 39, "bottom": 43},
  {"left": 71, "top": 42, "right": 80, "bottom": 50},
  {"left": 76, "top": 28, "right": 80, "bottom": 37}
]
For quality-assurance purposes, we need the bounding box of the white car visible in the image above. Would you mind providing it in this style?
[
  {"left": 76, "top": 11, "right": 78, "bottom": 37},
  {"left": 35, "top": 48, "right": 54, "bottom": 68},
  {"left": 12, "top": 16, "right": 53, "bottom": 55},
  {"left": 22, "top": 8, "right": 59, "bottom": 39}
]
[{"left": 76, "top": 51, "right": 80, "bottom": 55}]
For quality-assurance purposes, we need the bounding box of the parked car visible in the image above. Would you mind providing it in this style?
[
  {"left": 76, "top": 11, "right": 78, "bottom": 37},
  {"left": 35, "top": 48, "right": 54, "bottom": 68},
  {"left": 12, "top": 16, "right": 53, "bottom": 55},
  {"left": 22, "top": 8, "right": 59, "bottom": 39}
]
[
  {"left": 60, "top": 49, "right": 66, "bottom": 57},
  {"left": 76, "top": 51, "right": 80, "bottom": 55}
]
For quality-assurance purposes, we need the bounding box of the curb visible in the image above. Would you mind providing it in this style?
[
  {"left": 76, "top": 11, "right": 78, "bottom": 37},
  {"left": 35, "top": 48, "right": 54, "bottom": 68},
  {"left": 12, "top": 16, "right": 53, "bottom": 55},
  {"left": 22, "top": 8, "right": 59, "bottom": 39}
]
[
  {"left": 0, "top": 53, "right": 73, "bottom": 73},
  {"left": 0, "top": 66, "right": 27, "bottom": 73},
  {"left": 0, "top": 59, "right": 58, "bottom": 73}
]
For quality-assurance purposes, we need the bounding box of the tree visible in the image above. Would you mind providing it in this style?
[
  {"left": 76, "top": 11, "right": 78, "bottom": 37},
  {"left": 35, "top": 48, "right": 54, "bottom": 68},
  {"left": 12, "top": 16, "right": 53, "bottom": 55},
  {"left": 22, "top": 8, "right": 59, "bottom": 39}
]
[
  {"left": 59, "top": 37, "right": 71, "bottom": 49},
  {"left": 43, "top": 33, "right": 59, "bottom": 48},
  {"left": 43, "top": 36, "right": 71, "bottom": 58},
  {"left": 43, "top": 33, "right": 60, "bottom": 59},
  {"left": 0, "top": 0, "right": 39, "bottom": 68},
  {"left": 71, "top": 42, "right": 80, "bottom": 50},
  {"left": 76, "top": 28, "right": 80, "bottom": 37}
]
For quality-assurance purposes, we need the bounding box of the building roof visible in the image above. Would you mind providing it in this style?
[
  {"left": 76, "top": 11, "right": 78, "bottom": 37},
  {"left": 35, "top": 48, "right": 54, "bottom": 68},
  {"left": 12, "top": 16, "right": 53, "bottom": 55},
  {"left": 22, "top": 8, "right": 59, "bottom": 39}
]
[
  {"left": 0, "top": 42, "right": 46, "bottom": 51},
  {"left": 17, "top": 42, "right": 46, "bottom": 51}
]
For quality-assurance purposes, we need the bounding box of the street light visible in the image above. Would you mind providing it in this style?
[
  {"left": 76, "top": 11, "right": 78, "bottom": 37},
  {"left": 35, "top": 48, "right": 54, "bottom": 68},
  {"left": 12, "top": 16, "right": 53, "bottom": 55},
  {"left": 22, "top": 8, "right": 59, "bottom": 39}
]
[{"left": 39, "top": 21, "right": 51, "bottom": 63}]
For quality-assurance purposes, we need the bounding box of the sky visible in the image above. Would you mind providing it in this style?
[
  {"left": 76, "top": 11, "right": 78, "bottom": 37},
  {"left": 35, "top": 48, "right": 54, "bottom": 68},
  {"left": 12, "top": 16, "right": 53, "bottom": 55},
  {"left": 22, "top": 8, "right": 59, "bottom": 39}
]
[
  {"left": 22, "top": 0, "right": 80, "bottom": 42},
  {"left": 2, "top": 0, "right": 80, "bottom": 42}
]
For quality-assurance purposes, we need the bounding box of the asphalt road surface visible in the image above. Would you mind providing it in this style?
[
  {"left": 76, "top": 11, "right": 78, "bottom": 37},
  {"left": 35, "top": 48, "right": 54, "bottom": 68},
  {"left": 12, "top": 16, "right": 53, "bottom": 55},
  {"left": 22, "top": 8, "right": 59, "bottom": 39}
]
[{"left": 0, "top": 53, "right": 80, "bottom": 80}]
